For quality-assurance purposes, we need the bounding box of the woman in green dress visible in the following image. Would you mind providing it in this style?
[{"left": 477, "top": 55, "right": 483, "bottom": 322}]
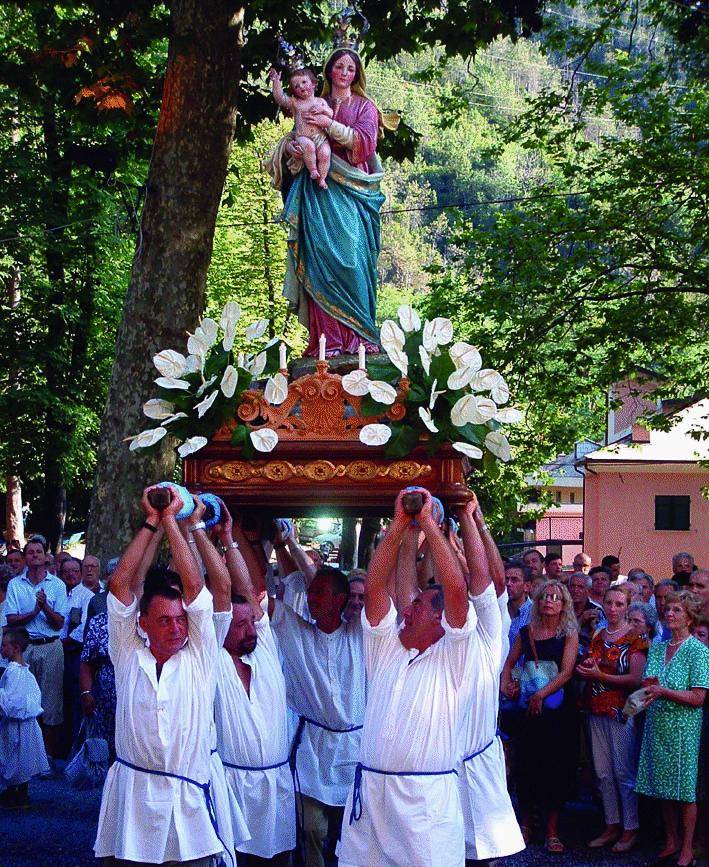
[{"left": 636, "top": 590, "right": 709, "bottom": 867}]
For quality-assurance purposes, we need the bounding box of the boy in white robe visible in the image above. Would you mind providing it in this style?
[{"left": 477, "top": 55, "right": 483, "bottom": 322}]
[{"left": 0, "top": 626, "right": 50, "bottom": 806}]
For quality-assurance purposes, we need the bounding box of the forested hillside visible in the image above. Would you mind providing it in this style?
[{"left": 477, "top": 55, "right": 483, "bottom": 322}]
[{"left": 1, "top": 0, "right": 706, "bottom": 541}]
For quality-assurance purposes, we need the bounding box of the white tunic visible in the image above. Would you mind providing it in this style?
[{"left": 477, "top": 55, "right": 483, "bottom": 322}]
[
  {"left": 94, "top": 587, "right": 224, "bottom": 864},
  {"left": 0, "top": 661, "right": 49, "bottom": 789},
  {"left": 338, "top": 599, "right": 478, "bottom": 867},
  {"left": 272, "top": 600, "right": 365, "bottom": 806},
  {"left": 213, "top": 609, "right": 296, "bottom": 858},
  {"left": 456, "top": 585, "right": 525, "bottom": 860},
  {"left": 60, "top": 582, "right": 95, "bottom": 642}
]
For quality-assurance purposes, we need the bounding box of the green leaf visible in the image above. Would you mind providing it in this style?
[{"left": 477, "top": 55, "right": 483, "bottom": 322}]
[
  {"left": 360, "top": 393, "right": 391, "bottom": 417},
  {"left": 429, "top": 351, "right": 455, "bottom": 386},
  {"left": 383, "top": 423, "right": 420, "bottom": 458},
  {"left": 230, "top": 424, "right": 247, "bottom": 446}
]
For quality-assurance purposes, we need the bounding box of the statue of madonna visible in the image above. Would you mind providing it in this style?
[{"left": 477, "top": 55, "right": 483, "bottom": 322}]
[{"left": 268, "top": 46, "right": 387, "bottom": 358}]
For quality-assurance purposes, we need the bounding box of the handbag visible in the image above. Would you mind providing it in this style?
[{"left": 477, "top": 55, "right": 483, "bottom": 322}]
[
  {"left": 64, "top": 715, "right": 109, "bottom": 790},
  {"left": 518, "top": 627, "right": 565, "bottom": 710}
]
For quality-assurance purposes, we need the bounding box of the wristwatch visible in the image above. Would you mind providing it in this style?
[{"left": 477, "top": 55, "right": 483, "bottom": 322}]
[{"left": 189, "top": 521, "right": 206, "bottom": 532}]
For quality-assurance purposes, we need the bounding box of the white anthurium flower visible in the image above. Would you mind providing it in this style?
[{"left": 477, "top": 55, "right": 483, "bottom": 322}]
[
  {"left": 466, "top": 396, "right": 498, "bottom": 425},
  {"left": 184, "top": 354, "right": 202, "bottom": 374},
  {"left": 143, "top": 398, "right": 175, "bottom": 420},
  {"left": 222, "top": 321, "right": 237, "bottom": 352},
  {"left": 418, "top": 406, "right": 438, "bottom": 433},
  {"left": 449, "top": 342, "right": 482, "bottom": 372},
  {"left": 187, "top": 332, "right": 210, "bottom": 359},
  {"left": 220, "top": 301, "right": 241, "bottom": 330},
  {"left": 127, "top": 427, "right": 167, "bottom": 451},
  {"left": 380, "top": 319, "right": 405, "bottom": 352},
  {"left": 195, "top": 389, "right": 218, "bottom": 418},
  {"left": 264, "top": 372, "right": 288, "bottom": 405},
  {"left": 249, "top": 351, "right": 267, "bottom": 377},
  {"left": 368, "top": 380, "right": 397, "bottom": 405},
  {"left": 359, "top": 423, "right": 392, "bottom": 446},
  {"left": 490, "top": 378, "right": 510, "bottom": 406},
  {"left": 153, "top": 349, "right": 187, "bottom": 379},
  {"left": 429, "top": 379, "right": 445, "bottom": 410},
  {"left": 245, "top": 319, "right": 268, "bottom": 342},
  {"left": 447, "top": 365, "right": 477, "bottom": 391},
  {"left": 485, "top": 431, "right": 512, "bottom": 462},
  {"left": 220, "top": 365, "right": 238, "bottom": 398},
  {"left": 452, "top": 441, "right": 483, "bottom": 460},
  {"left": 418, "top": 345, "right": 431, "bottom": 375},
  {"left": 342, "top": 369, "right": 370, "bottom": 396},
  {"left": 177, "top": 436, "right": 209, "bottom": 458},
  {"left": 155, "top": 376, "right": 190, "bottom": 391},
  {"left": 422, "top": 317, "right": 454, "bottom": 351},
  {"left": 398, "top": 304, "right": 421, "bottom": 333},
  {"left": 250, "top": 428, "right": 279, "bottom": 452},
  {"left": 196, "top": 375, "right": 217, "bottom": 397},
  {"left": 495, "top": 406, "right": 523, "bottom": 424},
  {"left": 161, "top": 412, "right": 187, "bottom": 427},
  {"left": 451, "top": 394, "right": 478, "bottom": 427},
  {"left": 386, "top": 345, "right": 409, "bottom": 376},
  {"left": 474, "top": 368, "right": 503, "bottom": 390},
  {"left": 197, "top": 317, "right": 219, "bottom": 346}
]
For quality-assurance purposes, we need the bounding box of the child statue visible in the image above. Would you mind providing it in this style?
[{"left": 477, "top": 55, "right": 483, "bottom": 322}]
[{"left": 269, "top": 67, "right": 333, "bottom": 190}]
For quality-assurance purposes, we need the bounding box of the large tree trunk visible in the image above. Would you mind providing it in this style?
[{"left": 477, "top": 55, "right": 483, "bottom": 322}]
[
  {"left": 87, "top": 2, "right": 244, "bottom": 561},
  {"left": 4, "top": 476, "right": 25, "bottom": 548}
]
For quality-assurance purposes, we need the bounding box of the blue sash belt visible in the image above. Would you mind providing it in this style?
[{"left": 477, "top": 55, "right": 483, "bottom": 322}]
[
  {"left": 115, "top": 756, "right": 232, "bottom": 866},
  {"left": 349, "top": 762, "right": 458, "bottom": 825},
  {"left": 461, "top": 737, "right": 495, "bottom": 763},
  {"left": 222, "top": 756, "right": 290, "bottom": 772},
  {"left": 300, "top": 715, "right": 364, "bottom": 733}
]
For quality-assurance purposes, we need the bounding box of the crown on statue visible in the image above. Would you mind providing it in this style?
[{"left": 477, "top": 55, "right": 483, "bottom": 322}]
[
  {"left": 276, "top": 36, "right": 306, "bottom": 73},
  {"left": 332, "top": 5, "right": 370, "bottom": 51}
]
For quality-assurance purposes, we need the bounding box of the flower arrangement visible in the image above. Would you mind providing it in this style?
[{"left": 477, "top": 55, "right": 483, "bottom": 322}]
[
  {"left": 128, "top": 302, "right": 521, "bottom": 468},
  {"left": 126, "top": 301, "right": 288, "bottom": 459},
  {"left": 350, "top": 305, "right": 521, "bottom": 466}
]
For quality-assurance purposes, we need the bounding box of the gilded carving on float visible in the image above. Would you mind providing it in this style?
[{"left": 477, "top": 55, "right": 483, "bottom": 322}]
[
  {"left": 206, "top": 459, "right": 433, "bottom": 484},
  {"left": 213, "top": 361, "right": 409, "bottom": 443}
]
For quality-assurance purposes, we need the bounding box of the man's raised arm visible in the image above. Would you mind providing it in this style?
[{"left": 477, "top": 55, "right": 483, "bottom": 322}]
[
  {"left": 110, "top": 487, "right": 163, "bottom": 606},
  {"left": 473, "top": 502, "right": 506, "bottom": 598},
  {"left": 365, "top": 491, "right": 410, "bottom": 626},
  {"left": 417, "top": 490, "right": 469, "bottom": 629},
  {"left": 161, "top": 487, "right": 203, "bottom": 605},
  {"left": 189, "top": 496, "right": 231, "bottom": 613},
  {"left": 457, "top": 496, "right": 492, "bottom": 598},
  {"left": 216, "top": 500, "right": 263, "bottom": 621}
]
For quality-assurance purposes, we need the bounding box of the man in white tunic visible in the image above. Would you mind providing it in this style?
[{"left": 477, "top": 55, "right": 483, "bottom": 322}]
[
  {"left": 455, "top": 499, "right": 525, "bottom": 864},
  {"left": 208, "top": 502, "right": 296, "bottom": 866},
  {"left": 266, "top": 557, "right": 365, "bottom": 867},
  {"left": 338, "top": 488, "right": 477, "bottom": 867},
  {"left": 94, "top": 486, "right": 228, "bottom": 867}
]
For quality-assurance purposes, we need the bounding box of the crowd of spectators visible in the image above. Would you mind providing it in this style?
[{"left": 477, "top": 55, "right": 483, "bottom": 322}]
[{"left": 1, "top": 507, "right": 708, "bottom": 867}]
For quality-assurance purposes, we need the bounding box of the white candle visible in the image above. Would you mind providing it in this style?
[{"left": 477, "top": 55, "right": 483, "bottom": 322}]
[
  {"left": 237, "top": 352, "right": 245, "bottom": 368},
  {"left": 319, "top": 334, "right": 326, "bottom": 361},
  {"left": 358, "top": 344, "right": 366, "bottom": 370},
  {"left": 279, "top": 342, "right": 287, "bottom": 369}
]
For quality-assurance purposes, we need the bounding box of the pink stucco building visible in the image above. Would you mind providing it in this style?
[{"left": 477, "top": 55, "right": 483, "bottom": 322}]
[{"left": 583, "top": 391, "right": 709, "bottom": 579}]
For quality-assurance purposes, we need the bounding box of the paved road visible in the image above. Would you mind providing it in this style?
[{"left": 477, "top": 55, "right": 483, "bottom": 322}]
[{"left": 0, "top": 773, "right": 704, "bottom": 866}]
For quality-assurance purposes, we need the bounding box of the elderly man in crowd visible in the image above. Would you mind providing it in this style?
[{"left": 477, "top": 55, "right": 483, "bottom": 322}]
[
  {"left": 654, "top": 579, "right": 679, "bottom": 642},
  {"left": 94, "top": 486, "right": 228, "bottom": 867},
  {"left": 4, "top": 537, "right": 66, "bottom": 762},
  {"left": 544, "top": 552, "right": 564, "bottom": 582},
  {"left": 59, "top": 556, "right": 97, "bottom": 750},
  {"left": 568, "top": 571, "right": 605, "bottom": 654},
  {"left": 205, "top": 501, "right": 296, "bottom": 866},
  {"left": 628, "top": 569, "right": 655, "bottom": 606},
  {"left": 456, "top": 498, "right": 525, "bottom": 865},
  {"left": 338, "top": 488, "right": 478, "bottom": 867},
  {"left": 572, "top": 552, "right": 592, "bottom": 574},
  {"left": 671, "top": 551, "right": 695, "bottom": 586},
  {"left": 688, "top": 569, "right": 709, "bottom": 617},
  {"left": 265, "top": 543, "right": 365, "bottom": 866},
  {"left": 589, "top": 566, "right": 612, "bottom": 607}
]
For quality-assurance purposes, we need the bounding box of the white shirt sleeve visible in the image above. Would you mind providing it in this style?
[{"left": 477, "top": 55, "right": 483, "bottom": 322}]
[
  {"left": 442, "top": 600, "right": 478, "bottom": 688},
  {"left": 107, "top": 591, "right": 143, "bottom": 676},
  {"left": 212, "top": 609, "right": 233, "bottom": 647},
  {"left": 184, "top": 585, "right": 218, "bottom": 668},
  {"left": 361, "top": 599, "right": 399, "bottom": 676}
]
